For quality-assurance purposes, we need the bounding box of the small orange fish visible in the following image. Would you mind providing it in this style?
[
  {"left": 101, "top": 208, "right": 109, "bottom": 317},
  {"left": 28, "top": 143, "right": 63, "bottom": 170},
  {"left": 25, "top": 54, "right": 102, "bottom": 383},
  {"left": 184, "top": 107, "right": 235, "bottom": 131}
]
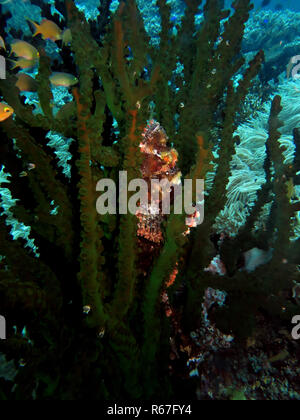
[
  {"left": 49, "top": 72, "right": 78, "bottom": 87},
  {"left": 15, "top": 73, "right": 38, "bottom": 92},
  {"left": 10, "top": 40, "right": 39, "bottom": 61},
  {"left": 27, "top": 18, "right": 62, "bottom": 42},
  {"left": 8, "top": 57, "right": 37, "bottom": 70},
  {"left": 0, "top": 102, "right": 14, "bottom": 122}
]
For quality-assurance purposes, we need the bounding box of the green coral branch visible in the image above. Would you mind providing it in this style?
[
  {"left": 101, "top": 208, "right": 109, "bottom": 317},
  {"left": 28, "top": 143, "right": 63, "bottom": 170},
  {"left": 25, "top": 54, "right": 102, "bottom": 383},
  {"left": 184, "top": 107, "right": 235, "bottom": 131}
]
[
  {"left": 112, "top": 4, "right": 135, "bottom": 107},
  {"left": 267, "top": 96, "right": 293, "bottom": 264},
  {"left": 121, "top": 0, "right": 149, "bottom": 79},
  {"left": 73, "top": 87, "right": 107, "bottom": 330},
  {"left": 36, "top": 49, "right": 54, "bottom": 120},
  {"left": 142, "top": 215, "right": 187, "bottom": 378},
  {"left": 109, "top": 110, "right": 141, "bottom": 324}
]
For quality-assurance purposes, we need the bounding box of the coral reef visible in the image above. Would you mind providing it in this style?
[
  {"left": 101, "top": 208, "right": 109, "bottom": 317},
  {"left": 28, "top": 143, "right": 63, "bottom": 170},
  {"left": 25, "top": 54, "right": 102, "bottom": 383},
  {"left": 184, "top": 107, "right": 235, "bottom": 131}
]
[
  {"left": 242, "top": 9, "right": 300, "bottom": 83},
  {"left": 214, "top": 76, "right": 300, "bottom": 235},
  {"left": 0, "top": 0, "right": 299, "bottom": 401}
]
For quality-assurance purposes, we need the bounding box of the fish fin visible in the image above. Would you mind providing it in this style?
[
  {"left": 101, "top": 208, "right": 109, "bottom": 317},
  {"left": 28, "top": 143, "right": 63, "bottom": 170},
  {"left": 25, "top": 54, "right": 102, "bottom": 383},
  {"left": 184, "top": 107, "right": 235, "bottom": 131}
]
[
  {"left": 26, "top": 17, "right": 40, "bottom": 36},
  {"left": 7, "top": 58, "right": 19, "bottom": 70},
  {"left": 0, "top": 37, "right": 6, "bottom": 51}
]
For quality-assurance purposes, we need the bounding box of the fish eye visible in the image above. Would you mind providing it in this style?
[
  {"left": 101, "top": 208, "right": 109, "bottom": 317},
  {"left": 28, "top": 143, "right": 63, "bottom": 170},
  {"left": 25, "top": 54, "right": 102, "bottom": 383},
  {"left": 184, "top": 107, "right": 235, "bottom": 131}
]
[{"left": 4, "top": 107, "right": 11, "bottom": 113}]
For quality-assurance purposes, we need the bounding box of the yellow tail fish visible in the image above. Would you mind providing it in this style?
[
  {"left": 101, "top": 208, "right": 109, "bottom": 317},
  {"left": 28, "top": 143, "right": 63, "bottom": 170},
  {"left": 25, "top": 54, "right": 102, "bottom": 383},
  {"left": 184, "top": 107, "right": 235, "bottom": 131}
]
[{"left": 26, "top": 18, "right": 62, "bottom": 42}]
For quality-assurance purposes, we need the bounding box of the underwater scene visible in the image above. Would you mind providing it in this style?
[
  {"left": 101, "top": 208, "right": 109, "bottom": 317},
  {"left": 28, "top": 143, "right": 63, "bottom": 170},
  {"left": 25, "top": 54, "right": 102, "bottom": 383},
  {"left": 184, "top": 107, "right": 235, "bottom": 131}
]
[{"left": 0, "top": 0, "right": 300, "bottom": 403}]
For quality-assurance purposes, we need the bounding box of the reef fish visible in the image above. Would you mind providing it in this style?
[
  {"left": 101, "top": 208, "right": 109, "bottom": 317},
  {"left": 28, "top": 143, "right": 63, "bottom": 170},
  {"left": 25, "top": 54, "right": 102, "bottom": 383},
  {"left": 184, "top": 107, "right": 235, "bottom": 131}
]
[
  {"left": 49, "top": 72, "right": 78, "bottom": 87},
  {"left": 15, "top": 73, "right": 38, "bottom": 92},
  {"left": 62, "top": 28, "right": 72, "bottom": 46},
  {"left": 27, "top": 18, "right": 62, "bottom": 42},
  {"left": 0, "top": 103, "right": 14, "bottom": 122},
  {"left": 10, "top": 40, "right": 39, "bottom": 61}
]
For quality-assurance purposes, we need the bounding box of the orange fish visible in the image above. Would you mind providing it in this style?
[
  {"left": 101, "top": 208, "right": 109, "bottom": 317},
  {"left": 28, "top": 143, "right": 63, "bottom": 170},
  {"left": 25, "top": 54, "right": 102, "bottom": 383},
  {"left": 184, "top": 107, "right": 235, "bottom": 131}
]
[
  {"left": 0, "top": 102, "right": 14, "bottom": 122},
  {"left": 27, "top": 18, "right": 62, "bottom": 42},
  {"left": 15, "top": 73, "right": 38, "bottom": 92},
  {"left": 10, "top": 40, "right": 39, "bottom": 61}
]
